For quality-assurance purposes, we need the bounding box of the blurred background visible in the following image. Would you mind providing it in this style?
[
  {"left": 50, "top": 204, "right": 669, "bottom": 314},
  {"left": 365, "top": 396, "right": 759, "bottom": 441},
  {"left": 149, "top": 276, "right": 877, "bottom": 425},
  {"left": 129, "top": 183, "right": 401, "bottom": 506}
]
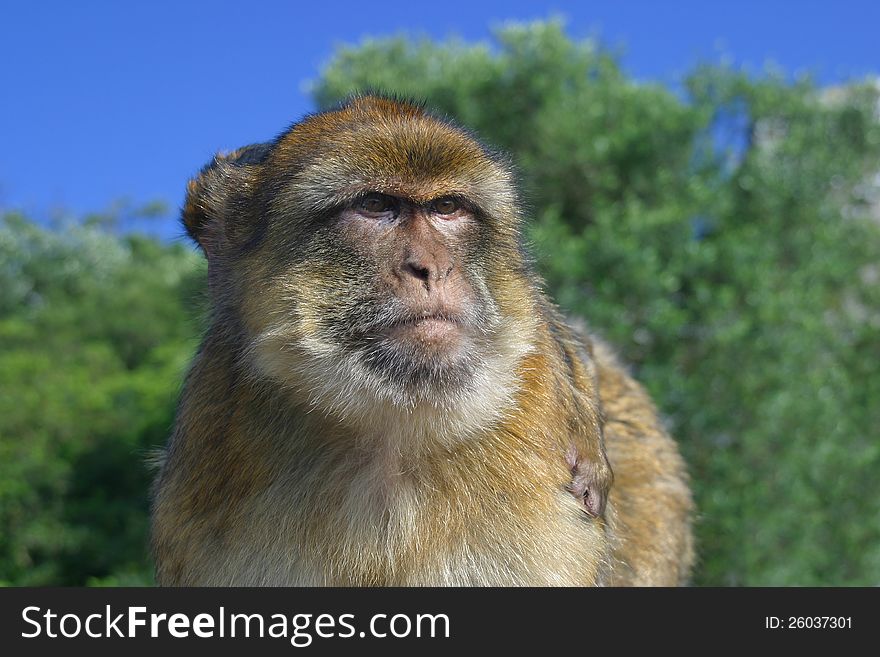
[{"left": 1, "top": 1, "right": 878, "bottom": 586}]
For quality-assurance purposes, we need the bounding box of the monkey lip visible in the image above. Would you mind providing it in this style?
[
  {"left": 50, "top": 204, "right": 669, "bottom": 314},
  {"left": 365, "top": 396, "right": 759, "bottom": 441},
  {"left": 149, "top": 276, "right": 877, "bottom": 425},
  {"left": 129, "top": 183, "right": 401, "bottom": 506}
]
[{"left": 386, "top": 312, "right": 465, "bottom": 343}]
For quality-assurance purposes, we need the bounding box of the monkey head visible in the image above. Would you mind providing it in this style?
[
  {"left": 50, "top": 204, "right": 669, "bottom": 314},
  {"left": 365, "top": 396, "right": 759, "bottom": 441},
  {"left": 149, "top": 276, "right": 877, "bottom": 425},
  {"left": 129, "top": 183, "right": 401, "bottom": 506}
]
[{"left": 183, "top": 96, "right": 539, "bottom": 439}]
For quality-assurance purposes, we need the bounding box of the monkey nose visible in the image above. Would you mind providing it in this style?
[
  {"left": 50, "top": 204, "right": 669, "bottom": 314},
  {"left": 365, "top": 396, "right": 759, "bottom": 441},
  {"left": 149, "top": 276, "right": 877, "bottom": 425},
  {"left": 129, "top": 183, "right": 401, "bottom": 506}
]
[{"left": 400, "top": 257, "right": 454, "bottom": 290}]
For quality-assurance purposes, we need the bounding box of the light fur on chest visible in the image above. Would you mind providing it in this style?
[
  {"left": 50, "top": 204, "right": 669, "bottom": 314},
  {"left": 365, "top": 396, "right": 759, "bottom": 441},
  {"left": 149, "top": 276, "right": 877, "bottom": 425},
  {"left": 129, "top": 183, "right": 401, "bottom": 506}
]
[{"left": 181, "top": 436, "right": 607, "bottom": 586}]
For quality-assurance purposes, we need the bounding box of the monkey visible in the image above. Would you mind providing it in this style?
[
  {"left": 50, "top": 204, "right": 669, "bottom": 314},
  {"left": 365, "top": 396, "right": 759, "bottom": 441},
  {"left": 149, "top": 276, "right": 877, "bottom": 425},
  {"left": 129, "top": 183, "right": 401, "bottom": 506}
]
[{"left": 150, "top": 95, "right": 694, "bottom": 586}]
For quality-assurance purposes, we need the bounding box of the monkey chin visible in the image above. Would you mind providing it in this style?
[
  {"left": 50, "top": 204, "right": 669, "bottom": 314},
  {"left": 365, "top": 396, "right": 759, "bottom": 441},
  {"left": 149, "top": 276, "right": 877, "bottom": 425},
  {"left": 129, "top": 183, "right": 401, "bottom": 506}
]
[
  {"left": 248, "top": 314, "right": 532, "bottom": 454},
  {"left": 364, "top": 322, "right": 476, "bottom": 400}
]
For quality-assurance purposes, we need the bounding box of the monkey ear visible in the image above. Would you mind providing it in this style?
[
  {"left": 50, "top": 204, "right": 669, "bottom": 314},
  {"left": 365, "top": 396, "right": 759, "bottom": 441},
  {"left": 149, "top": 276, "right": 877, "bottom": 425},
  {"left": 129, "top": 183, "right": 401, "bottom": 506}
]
[{"left": 182, "top": 142, "right": 272, "bottom": 256}]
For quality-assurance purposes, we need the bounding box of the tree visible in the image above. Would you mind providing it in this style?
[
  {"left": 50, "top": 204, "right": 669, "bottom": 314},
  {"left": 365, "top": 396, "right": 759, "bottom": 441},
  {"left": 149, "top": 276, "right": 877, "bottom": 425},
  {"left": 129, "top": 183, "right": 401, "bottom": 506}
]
[{"left": 0, "top": 212, "right": 205, "bottom": 585}]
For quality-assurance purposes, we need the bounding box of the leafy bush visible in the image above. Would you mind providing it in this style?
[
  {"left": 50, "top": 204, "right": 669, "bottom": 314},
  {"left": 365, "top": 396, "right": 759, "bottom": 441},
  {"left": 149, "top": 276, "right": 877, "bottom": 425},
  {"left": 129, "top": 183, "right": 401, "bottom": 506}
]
[{"left": 0, "top": 213, "right": 205, "bottom": 585}]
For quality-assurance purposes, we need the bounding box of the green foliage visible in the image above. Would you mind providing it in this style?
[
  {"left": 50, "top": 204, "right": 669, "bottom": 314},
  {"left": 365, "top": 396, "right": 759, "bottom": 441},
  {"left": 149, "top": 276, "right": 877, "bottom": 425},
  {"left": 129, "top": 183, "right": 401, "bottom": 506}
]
[
  {"left": 315, "top": 20, "right": 880, "bottom": 585},
  {"left": 2, "top": 20, "right": 878, "bottom": 585},
  {"left": 0, "top": 213, "right": 205, "bottom": 585}
]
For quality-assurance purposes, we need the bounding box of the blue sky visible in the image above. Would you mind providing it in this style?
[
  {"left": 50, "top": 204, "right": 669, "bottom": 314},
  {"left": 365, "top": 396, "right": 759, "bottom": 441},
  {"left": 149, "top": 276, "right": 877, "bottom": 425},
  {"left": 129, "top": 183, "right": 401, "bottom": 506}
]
[{"left": 1, "top": 1, "right": 878, "bottom": 239}]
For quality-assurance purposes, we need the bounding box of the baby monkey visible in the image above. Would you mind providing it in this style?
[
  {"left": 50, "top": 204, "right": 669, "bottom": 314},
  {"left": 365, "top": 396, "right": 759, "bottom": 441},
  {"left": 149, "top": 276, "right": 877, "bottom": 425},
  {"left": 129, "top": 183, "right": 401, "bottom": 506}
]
[{"left": 151, "top": 96, "right": 694, "bottom": 586}]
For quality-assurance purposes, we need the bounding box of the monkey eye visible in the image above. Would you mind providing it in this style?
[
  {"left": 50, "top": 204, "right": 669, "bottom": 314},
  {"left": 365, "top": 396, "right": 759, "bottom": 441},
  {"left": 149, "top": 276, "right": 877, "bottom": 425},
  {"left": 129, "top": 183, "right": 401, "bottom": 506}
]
[
  {"left": 357, "top": 193, "right": 396, "bottom": 215},
  {"left": 432, "top": 197, "right": 460, "bottom": 215}
]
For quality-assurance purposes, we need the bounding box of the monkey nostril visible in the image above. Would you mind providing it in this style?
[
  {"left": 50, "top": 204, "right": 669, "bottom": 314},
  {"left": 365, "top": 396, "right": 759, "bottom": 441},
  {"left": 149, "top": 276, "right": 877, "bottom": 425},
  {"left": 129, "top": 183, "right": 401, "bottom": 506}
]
[{"left": 404, "top": 262, "right": 431, "bottom": 282}]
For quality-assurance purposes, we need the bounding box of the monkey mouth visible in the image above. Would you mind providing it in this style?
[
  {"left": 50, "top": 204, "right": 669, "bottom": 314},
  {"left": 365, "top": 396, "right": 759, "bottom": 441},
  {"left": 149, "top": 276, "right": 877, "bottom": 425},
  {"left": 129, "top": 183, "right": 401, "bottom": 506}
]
[
  {"left": 386, "top": 311, "right": 466, "bottom": 343},
  {"left": 354, "top": 308, "right": 484, "bottom": 393},
  {"left": 389, "top": 310, "right": 463, "bottom": 327}
]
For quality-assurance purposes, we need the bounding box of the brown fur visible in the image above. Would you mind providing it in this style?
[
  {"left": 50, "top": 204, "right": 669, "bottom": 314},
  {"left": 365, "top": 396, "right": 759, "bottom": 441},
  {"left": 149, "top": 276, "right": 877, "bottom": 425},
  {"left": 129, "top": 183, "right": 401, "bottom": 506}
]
[{"left": 151, "top": 96, "right": 694, "bottom": 586}]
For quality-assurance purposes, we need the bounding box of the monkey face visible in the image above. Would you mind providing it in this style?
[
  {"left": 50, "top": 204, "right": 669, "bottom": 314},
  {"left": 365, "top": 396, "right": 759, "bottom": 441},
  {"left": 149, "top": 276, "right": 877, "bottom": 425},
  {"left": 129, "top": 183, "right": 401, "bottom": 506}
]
[
  {"left": 186, "top": 97, "right": 538, "bottom": 434},
  {"left": 330, "top": 193, "right": 497, "bottom": 389},
  {"left": 245, "top": 190, "right": 525, "bottom": 423}
]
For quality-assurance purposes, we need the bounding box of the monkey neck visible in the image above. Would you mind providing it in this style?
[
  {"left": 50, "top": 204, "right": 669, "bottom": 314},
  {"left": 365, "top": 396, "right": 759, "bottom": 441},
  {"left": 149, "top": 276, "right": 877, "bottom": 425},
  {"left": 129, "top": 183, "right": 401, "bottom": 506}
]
[
  {"left": 182, "top": 309, "right": 588, "bottom": 488},
  {"left": 169, "top": 323, "right": 597, "bottom": 585}
]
